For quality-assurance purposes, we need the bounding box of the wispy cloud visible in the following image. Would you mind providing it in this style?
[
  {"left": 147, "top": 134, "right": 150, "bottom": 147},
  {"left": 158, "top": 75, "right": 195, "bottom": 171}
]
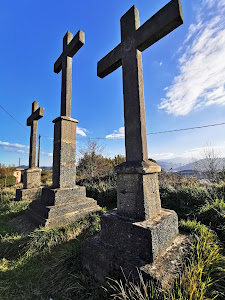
[
  {"left": 159, "top": 0, "right": 225, "bottom": 116},
  {"left": 77, "top": 126, "right": 88, "bottom": 137},
  {"left": 0, "top": 140, "right": 29, "bottom": 154},
  {"left": 151, "top": 152, "right": 174, "bottom": 160},
  {"left": 41, "top": 152, "right": 53, "bottom": 157},
  {"left": 179, "top": 145, "right": 223, "bottom": 159},
  {"left": 106, "top": 127, "right": 125, "bottom": 139}
]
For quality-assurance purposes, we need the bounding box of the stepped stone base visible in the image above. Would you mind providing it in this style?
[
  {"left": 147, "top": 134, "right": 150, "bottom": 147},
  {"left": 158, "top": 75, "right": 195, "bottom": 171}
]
[
  {"left": 15, "top": 187, "right": 43, "bottom": 202},
  {"left": 82, "top": 209, "right": 188, "bottom": 287},
  {"left": 26, "top": 185, "right": 100, "bottom": 228}
]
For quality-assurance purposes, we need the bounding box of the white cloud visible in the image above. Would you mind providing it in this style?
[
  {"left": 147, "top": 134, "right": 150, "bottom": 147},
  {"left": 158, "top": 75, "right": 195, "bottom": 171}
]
[
  {"left": 106, "top": 127, "right": 125, "bottom": 139},
  {"left": 151, "top": 152, "right": 174, "bottom": 160},
  {"left": 41, "top": 152, "right": 53, "bottom": 157},
  {"left": 77, "top": 126, "right": 87, "bottom": 137},
  {"left": 0, "top": 140, "right": 29, "bottom": 154},
  {"left": 0, "top": 141, "right": 28, "bottom": 149},
  {"left": 160, "top": 62, "right": 163, "bottom": 66},
  {"left": 177, "top": 145, "right": 224, "bottom": 159},
  {"left": 159, "top": 0, "right": 225, "bottom": 116}
]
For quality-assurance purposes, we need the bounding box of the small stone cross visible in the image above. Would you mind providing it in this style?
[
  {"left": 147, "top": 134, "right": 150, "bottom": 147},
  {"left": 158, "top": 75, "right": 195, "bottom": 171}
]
[
  {"left": 54, "top": 31, "right": 85, "bottom": 117},
  {"left": 27, "top": 101, "right": 44, "bottom": 168},
  {"left": 98, "top": 0, "right": 183, "bottom": 162}
]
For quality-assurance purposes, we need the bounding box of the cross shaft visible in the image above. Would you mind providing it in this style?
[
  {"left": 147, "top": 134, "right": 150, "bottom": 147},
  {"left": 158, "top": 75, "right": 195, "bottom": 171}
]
[
  {"left": 97, "top": 0, "right": 183, "bottom": 162},
  {"left": 54, "top": 30, "right": 85, "bottom": 117},
  {"left": 27, "top": 101, "right": 44, "bottom": 168}
]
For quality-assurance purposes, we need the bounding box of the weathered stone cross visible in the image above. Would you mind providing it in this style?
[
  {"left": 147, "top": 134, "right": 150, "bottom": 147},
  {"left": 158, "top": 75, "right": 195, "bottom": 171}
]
[
  {"left": 54, "top": 31, "right": 85, "bottom": 117},
  {"left": 27, "top": 101, "right": 44, "bottom": 168},
  {"left": 98, "top": 0, "right": 183, "bottom": 162}
]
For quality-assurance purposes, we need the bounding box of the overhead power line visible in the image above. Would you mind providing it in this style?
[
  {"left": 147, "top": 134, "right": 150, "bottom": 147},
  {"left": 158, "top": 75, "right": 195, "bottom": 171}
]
[
  {"left": 0, "top": 104, "right": 29, "bottom": 132},
  {"left": 1, "top": 103, "right": 225, "bottom": 140},
  {"left": 147, "top": 122, "right": 225, "bottom": 135},
  {"left": 77, "top": 122, "right": 225, "bottom": 140}
]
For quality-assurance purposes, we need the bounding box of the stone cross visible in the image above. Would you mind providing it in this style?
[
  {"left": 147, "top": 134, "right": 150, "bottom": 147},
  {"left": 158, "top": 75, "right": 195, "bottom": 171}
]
[
  {"left": 54, "top": 31, "right": 85, "bottom": 117},
  {"left": 27, "top": 101, "right": 44, "bottom": 168},
  {"left": 98, "top": 0, "right": 183, "bottom": 162}
]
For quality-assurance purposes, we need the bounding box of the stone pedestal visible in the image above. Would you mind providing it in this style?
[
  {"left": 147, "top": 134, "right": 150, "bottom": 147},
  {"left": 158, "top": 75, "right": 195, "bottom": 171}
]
[
  {"left": 82, "top": 160, "right": 183, "bottom": 286},
  {"left": 15, "top": 168, "right": 42, "bottom": 201},
  {"left": 23, "top": 168, "right": 42, "bottom": 189},
  {"left": 52, "top": 116, "right": 77, "bottom": 188},
  {"left": 116, "top": 161, "right": 161, "bottom": 220},
  {"left": 26, "top": 116, "right": 100, "bottom": 228}
]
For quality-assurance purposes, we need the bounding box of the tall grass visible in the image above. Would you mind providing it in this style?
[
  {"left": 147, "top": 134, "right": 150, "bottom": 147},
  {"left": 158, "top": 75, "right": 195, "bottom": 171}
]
[
  {"left": 0, "top": 178, "right": 225, "bottom": 299},
  {"left": 108, "top": 220, "right": 225, "bottom": 300}
]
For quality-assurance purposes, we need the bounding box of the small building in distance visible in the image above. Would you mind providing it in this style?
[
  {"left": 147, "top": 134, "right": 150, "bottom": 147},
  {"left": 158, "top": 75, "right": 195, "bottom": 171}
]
[{"left": 13, "top": 168, "right": 24, "bottom": 184}]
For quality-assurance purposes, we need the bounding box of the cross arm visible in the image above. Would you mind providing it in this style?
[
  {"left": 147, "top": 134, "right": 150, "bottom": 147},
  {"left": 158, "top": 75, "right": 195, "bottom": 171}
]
[
  {"left": 54, "top": 30, "right": 85, "bottom": 74},
  {"left": 97, "top": 44, "right": 122, "bottom": 78},
  {"left": 54, "top": 54, "right": 63, "bottom": 74},
  {"left": 27, "top": 107, "right": 44, "bottom": 126},
  {"left": 67, "top": 30, "right": 85, "bottom": 58},
  {"left": 136, "top": 0, "right": 183, "bottom": 52}
]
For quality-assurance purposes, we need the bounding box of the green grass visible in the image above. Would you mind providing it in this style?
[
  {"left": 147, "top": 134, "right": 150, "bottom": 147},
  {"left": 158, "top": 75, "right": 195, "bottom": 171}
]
[{"left": 0, "top": 181, "right": 224, "bottom": 299}]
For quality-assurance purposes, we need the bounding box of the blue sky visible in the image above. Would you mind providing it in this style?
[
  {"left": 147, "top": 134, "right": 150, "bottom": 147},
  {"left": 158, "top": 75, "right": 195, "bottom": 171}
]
[{"left": 1, "top": 0, "right": 225, "bottom": 167}]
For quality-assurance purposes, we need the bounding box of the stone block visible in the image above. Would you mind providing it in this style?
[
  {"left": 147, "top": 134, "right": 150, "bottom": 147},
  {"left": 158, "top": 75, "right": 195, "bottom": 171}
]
[
  {"left": 23, "top": 168, "right": 42, "bottom": 189},
  {"left": 41, "top": 186, "right": 86, "bottom": 205},
  {"left": 52, "top": 116, "right": 78, "bottom": 188},
  {"left": 82, "top": 209, "right": 185, "bottom": 286},
  {"left": 101, "top": 209, "right": 178, "bottom": 262},
  {"left": 82, "top": 233, "right": 190, "bottom": 287},
  {"left": 15, "top": 187, "right": 42, "bottom": 202},
  {"left": 116, "top": 161, "right": 161, "bottom": 221}
]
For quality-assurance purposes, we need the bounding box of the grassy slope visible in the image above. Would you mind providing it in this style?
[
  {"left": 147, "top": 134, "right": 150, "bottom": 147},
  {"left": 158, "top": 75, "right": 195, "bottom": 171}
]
[{"left": 0, "top": 179, "right": 224, "bottom": 300}]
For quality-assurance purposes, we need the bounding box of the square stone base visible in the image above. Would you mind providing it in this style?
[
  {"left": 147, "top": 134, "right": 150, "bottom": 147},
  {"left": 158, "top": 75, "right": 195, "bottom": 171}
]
[
  {"left": 82, "top": 209, "right": 182, "bottom": 285},
  {"left": 83, "top": 232, "right": 189, "bottom": 288},
  {"left": 23, "top": 168, "right": 42, "bottom": 189},
  {"left": 15, "top": 187, "right": 43, "bottom": 202},
  {"left": 26, "top": 185, "right": 100, "bottom": 228}
]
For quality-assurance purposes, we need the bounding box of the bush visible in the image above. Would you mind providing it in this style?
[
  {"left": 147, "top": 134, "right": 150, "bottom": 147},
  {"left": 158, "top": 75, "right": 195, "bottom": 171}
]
[
  {"left": 77, "top": 174, "right": 117, "bottom": 209},
  {"left": 0, "top": 175, "right": 16, "bottom": 188},
  {"left": 160, "top": 185, "right": 210, "bottom": 219}
]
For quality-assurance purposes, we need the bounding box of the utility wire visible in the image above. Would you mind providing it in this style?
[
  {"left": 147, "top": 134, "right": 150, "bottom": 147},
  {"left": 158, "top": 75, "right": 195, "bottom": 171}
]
[
  {"left": 1, "top": 103, "right": 225, "bottom": 140},
  {"left": 77, "top": 122, "right": 225, "bottom": 140},
  {"left": 147, "top": 122, "right": 225, "bottom": 135},
  {"left": 0, "top": 104, "right": 29, "bottom": 132}
]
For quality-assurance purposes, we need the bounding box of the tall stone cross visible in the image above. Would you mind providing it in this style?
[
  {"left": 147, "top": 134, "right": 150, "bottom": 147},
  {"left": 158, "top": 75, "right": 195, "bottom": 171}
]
[
  {"left": 27, "top": 101, "right": 44, "bottom": 168},
  {"left": 52, "top": 30, "right": 85, "bottom": 188},
  {"left": 98, "top": 0, "right": 183, "bottom": 163},
  {"left": 54, "top": 31, "right": 85, "bottom": 117}
]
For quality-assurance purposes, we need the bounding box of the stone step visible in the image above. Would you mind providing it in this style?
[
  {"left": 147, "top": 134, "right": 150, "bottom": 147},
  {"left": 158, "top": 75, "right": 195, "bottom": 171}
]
[
  {"left": 41, "top": 186, "right": 87, "bottom": 205},
  {"left": 25, "top": 207, "right": 46, "bottom": 227},
  {"left": 15, "top": 187, "right": 42, "bottom": 202},
  {"left": 45, "top": 205, "right": 100, "bottom": 228},
  {"left": 29, "top": 198, "right": 98, "bottom": 219}
]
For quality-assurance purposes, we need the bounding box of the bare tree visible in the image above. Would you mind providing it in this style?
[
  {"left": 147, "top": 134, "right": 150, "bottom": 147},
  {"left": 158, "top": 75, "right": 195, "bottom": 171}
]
[
  {"left": 77, "top": 141, "right": 112, "bottom": 179},
  {"left": 193, "top": 143, "right": 222, "bottom": 181}
]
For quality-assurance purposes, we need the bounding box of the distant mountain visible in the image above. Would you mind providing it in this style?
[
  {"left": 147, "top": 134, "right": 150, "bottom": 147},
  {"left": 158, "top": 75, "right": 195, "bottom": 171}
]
[
  {"left": 157, "top": 157, "right": 191, "bottom": 171},
  {"left": 157, "top": 157, "right": 225, "bottom": 172}
]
